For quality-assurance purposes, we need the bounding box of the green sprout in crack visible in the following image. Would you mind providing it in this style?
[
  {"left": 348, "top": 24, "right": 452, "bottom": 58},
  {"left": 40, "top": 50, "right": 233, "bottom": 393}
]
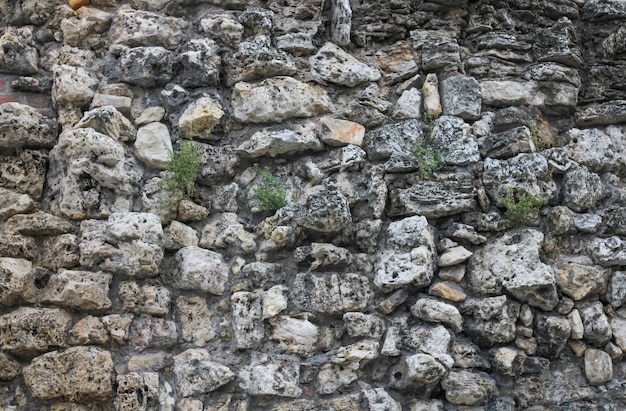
[
  {"left": 159, "top": 140, "right": 201, "bottom": 208},
  {"left": 414, "top": 141, "right": 443, "bottom": 177},
  {"left": 501, "top": 189, "right": 547, "bottom": 227},
  {"left": 252, "top": 164, "right": 287, "bottom": 211}
]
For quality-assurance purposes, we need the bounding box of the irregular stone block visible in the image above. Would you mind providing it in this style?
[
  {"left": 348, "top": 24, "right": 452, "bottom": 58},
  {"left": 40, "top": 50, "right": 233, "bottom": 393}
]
[
  {"left": 177, "top": 296, "right": 216, "bottom": 346},
  {"left": 481, "top": 80, "right": 578, "bottom": 115},
  {"left": 69, "top": 315, "right": 109, "bottom": 345},
  {"left": 130, "top": 317, "right": 178, "bottom": 351},
  {"left": 232, "top": 76, "right": 332, "bottom": 123},
  {"left": 361, "top": 384, "right": 402, "bottom": 411},
  {"left": 393, "top": 88, "right": 422, "bottom": 120},
  {"left": 388, "top": 172, "right": 477, "bottom": 218},
  {"left": 75, "top": 106, "right": 137, "bottom": 143},
  {"left": 270, "top": 393, "right": 362, "bottom": 411},
  {"left": 119, "top": 282, "right": 171, "bottom": 316},
  {"left": 363, "top": 119, "right": 422, "bottom": 161},
  {"left": 41, "top": 269, "right": 112, "bottom": 311},
  {"left": 580, "top": 302, "right": 612, "bottom": 347},
  {"left": 461, "top": 296, "right": 520, "bottom": 347},
  {"left": 270, "top": 315, "right": 319, "bottom": 355},
  {"left": 343, "top": 312, "right": 385, "bottom": 339},
  {"left": 109, "top": 7, "right": 185, "bottom": 49},
  {"left": 52, "top": 64, "right": 98, "bottom": 108},
  {"left": 4, "top": 212, "right": 74, "bottom": 237},
  {"left": 376, "top": 41, "right": 419, "bottom": 84},
  {"left": 173, "top": 349, "right": 234, "bottom": 397},
  {"left": 344, "top": 84, "right": 390, "bottom": 128},
  {"left": 239, "top": 354, "right": 302, "bottom": 397},
  {"left": 0, "top": 187, "right": 35, "bottom": 219},
  {"left": 575, "top": 100, "right": 626, "bottom": 127},
  {"left": 23, "top": 346, "right": 113, "bottom": 401},
  {"left": 178, "top": 38, "right": 221, "bottom": 87},
  {"left": 411, "top": 297, "right": 463, "bottom": 333},
  {"left": 478, "top": 126, "right": 534, "bottom": 159},
  {"left": 584, "top": 348, "right": 612, "bottom": 386},
  {"left": 225, "top": 39, "right": 296, "bottom": 86},
  {"left": 0, "top": 26, "right": 38, "bottom": 75},
  {"left": 555, "top": 259, "right": 610, "bottom": 301},
  {"left": 374, "top": 248, "right": 435, "bottom": 292},
  {"left": 389, "top": 353, "right": 446, "bottom": 390},
  {"left": 120, "top": 46, "right": 175, "bottom": 88},
  {"left": 563, "top": 126, "right": 626, "bottom": 174},
  {"left": 590, "top": 236, "right": 626, "bottom": 266},
  {"left": 0, "top": 351, "right": 21, "bottom": 381},
  {"left": 534, "top": 17, "right": 582, "bottom": 67},
  {"left": 79, "top": 213, "right": 163, "bottom": 277},
  {"left": 200, "top": 213, "right": 256, "bottom": 253},
  {"left": 441, "top": 370, "right": 497, "bottom": 406},
  {"left": 231, "top": 291, "right": 265, "bottom": 349},
  {"left": 292, "top": 272, "right": 372, "bottom": 315},
  {"left": 0, "top": 257, "right": 34, "bottom": 307},
  {"left": 102, "top": 314, "right": 133, "bottom": 344},
  {"left": 90, "top": 93, "right": 132, "bottom": 115},
  {"left": 430, "top": 116, "right": 480, "bottom": 165},
  {"left": 310, "top": 42, "right": 380, "bottom": 87},
  {"left": 164, "top": 220, "right": 199, "bottom": 250},
  {"left": 236, "top": 128, "right": 322, "bottom": 158},
  {"left": 40, "top": 234, "right": 80, "bottom": 270},
  {"left": 562, "top": 166, "right": 603, "bottom": 212},
  {"left": 134, "top": 122, "right": 172, "bottom": 169},
  {"left": 178, "top": 96, "right": 224, "bottom": 140},
  {"left": 441, "top": 76, "right": 482, "bottom": 120},
  {"left": 0, "top": 150, "right": 47, "bottom": 199},
  {"left": 262, "top": 284, "right": 288, "bottom": 319},
  {"left": 0, "top": 103, "right": 56, "bottom": 149},
  {"left": 115, "top": 371, "right": 160, "bottom": 410},
  {"left": 535, "top": 314, "right": 571, "bottom": 358},
  {"left": 173, "top": 246, "right": 229, "bottom": 295},
  {"left": 608, "top": 271, "right": 626, "bottom": 308},
  {"left": 0, "top": 307, "right": 71, "bottom": 356}
]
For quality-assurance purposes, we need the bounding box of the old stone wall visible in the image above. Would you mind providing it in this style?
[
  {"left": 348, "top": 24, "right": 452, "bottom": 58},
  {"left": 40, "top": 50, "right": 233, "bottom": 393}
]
[{"left": 1, "top": 0, "right": 626, "bottom": 409}]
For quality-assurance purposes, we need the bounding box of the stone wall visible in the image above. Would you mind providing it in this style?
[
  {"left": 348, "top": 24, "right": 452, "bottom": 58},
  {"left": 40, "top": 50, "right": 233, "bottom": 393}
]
[{"left": 1, "top": 0, "right": 626, "bottom": 409}]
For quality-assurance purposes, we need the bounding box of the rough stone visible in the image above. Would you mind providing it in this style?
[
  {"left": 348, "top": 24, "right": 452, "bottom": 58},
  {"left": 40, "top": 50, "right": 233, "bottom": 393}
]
[
  {"left": 562, "top": 165, "right": 603, "bottom": 212},
  {"left": 0, "top": 102, "right": 56, "bottom": 149},
  {"left": 0, "top": 187, "right": 36, "bottom": 219},
  {"left": 422, "top": 73, "right": 442, "bottom": 118},
  {"left": 176, "top": 296, "right": 216, "bottom": 346},
  {"left": 584, "top": 348, "right": 613, "bottom": 386},
  {"left": 69, "top": 316, "right": 109, "bottom": 346},
  {"left": 115, "top": 372, "right": 160, "bottom": 410},
  {"left": 478, "top": 126, "right": 534, "bottom": 159},
  {"left": 232, "top": 77, "right": 332, "bottom": 123},
  {"left": 0, "top": 307, "right": 71, "bottom": 356},
  {"left": 375, "top": 247, "right": 435, "bottom": 292},
  {"left": 390, "top": 353, "right": 447, "bottom": 391},
  {"left": 0, "top": 150, "right": 47, "bottom": 199},
  {"left": 270, "top": 315, "right": 319, "bottom": 355},
  {"left": 178, "top": 38, "right": 221, "bottom": 87},
  {"left": 406, "top": 324, "right": 454, "bottom": 368},
  {"left": 590, "top": 236, "right": 626, "bottom": 266},
  {"left": 134, "top": 122, "right": 172, "bottom": 169},
  {"left": 429, "top": 281, "right": 467, "bottom": 302},
  {"left": 481, "top": 80, "right": 578, "bottom": 115},
  {"left": 608, "top": 271, "right": 626, "bottom": 308},
  {"left": 0, "top": 27, "right": 38, "bottom": 75},
  {"left": 236, "top": 128, "right": 322, "bottom": 158},
  {"left": 376, "top": 41, "right": 419, "bottom": 84},
  {"left": 535, "top": 314, "right": 571, "bottom": 358},
  {"left": 199, "top": 213, "right": 256, "bottom": 254},
  {"left": 239, "top": 354, "right": 302, "bottom": 397},
  {"left": 231, "top": 291, "right": 264, "bottom": 349},
  {"left": 41, "top": 269, "right": 112, "bottom": 312},
  {"left": 580, "top": 302, "right": 612, "bottom": 347},
  {"left": 109, "top": 7, "right": 185, "bottom": 49},
  {"left": 439, "top": 246, "right": 473, "bottom": 267},
  {"left": 576, "top": 100, "right": 626, "bottom": 127},
  {"left": 0, "top": 351, "right": 21, "bottom": 381},
  {"left": 130, "top": 317, "right": 178, "bottom": 350},
  {"left": 343, "top": 312, "right": 385, "bottom": 339},
  {"left": 319, "top": 118, "right": 365, "bottom": 147},
  {"left": 461, "top": 296, "right": 520, "bottom": 347},
  {"left": 225, "top": 39, "right": 296, "bottom": 86},
  {"left": 163, "top": 221, "right": 199, "bottom": 250},
  {"left": 75, "top": 106, "right": 136, "bottom": 143},
  {"left": 411, "top": 297, "right": 463, "bottom": 333},
  {"left": 555, "top": 259, "right": 610, "bottom": 300},
  {"left": 292, "top": 272, "right": 371, "bottom": 315},
  {"left": 361, "top": 384, "right": 402, "bottom": 411},
  {"left": 178, "top": 97, "right": 224, "bottom": 140},
  {"left": 120, "top": 46, "right": 175, "bottom": 88},
  {"left": 310, "top": 42, "right": 381, "bottom": 87},
  {"left": 23, "top": 346, "right": 113, "bottom": 401},
  {"left": 173, "top": 246, "right": 229, "bottom": 295},
  {"left": 0, "top": 258, "right": 35, "bottom": 307},
  {"left": 119, "top": 282, "right": 171, "bottom": 316},
  {"left": 173, "top": 349, "right": 234, "bottom": 397},
  {"left": 430, "top": 116, "right": 480, "bottom": 165},
  {"left": 563, "top": 127, "right": 626, "bottom": 174},
  {"left": 441, "top": 75, "right": 482, "bottom": 120},
  {"left": 393, "top": 88, "right": 423, "bottom": 120},
  {"left": 52, "top": 64, "right": 98, "bottom": 108},
  {"left": 441, "top": 370, "right": 497, "bottom": 406}
]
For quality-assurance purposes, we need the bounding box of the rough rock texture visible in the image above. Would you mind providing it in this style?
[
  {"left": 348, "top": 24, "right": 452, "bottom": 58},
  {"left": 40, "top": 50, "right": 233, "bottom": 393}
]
[{"left": 2, "top": 0, "right": 626, "bottom": 409}]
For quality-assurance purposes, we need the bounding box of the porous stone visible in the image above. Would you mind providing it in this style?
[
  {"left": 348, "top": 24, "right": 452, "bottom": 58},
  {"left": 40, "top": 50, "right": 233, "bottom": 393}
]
[
  {"left": 75, "top": 106, "right": 136, "bottom": 143},
  {"left": 225, "top": 39, "right": 296, "bottom": 86},
  {"left": 270, "top": 394, "right": 362, "bottom": 411},
  {"left": 584, "top": 348, "right": 612, "bottom": 386},
  {"left": 173, "top": 246, "right": 229, "bottom": 295},
  {"left": 441, "top": 75, "right": 482, "bottom": 120},
  {"left": 79, "top": 213, "right": 163, "bottom": 277},
  {"left": 411, "top": 297, "right": 463, "bottom": 333},
  {"left": 310, "top": 42, "right": 381, "bottom": 87},
  {"left": 580, "top": 302, "right": 612, "bottom": 347},
  {"left": 119, "top": 282, "right": 171, "bottom": 316},
  {"left": 375, "top": 248, "right": 435, "bottom": 292},
  {"left": 0, "top": 257, "right": 35, "bottom": 307},
  {"left": 232, "top": 77, "right": 332, "bottom": 123},
  {"left": 478, "top": 126, "right": 534, "bottom": 159},
  {"left": 562, "top": 165, "right": 603, "bottom": 212},
  {"left": 576, "top": 100, "right": 626, "bottom": 127},
  {"left": 0, "top": 187, "right": 36, "bottom": 219},
  {"left": 178, "top": 38, "right": 221, "bottom": 87},
  {"left": 0, "top": 150, "right": 48, "bottom": 199},
  {"left": 0, "top": 26, "right": 38, "bottom": 75},
  {"left": 292, "top": 272, "right": 372, "bottom": 315},
  {"left": 590, "top": 236, "right": 626, "bottom": 266},
  {"left": 192, "top": 142, "right": 240, "bottom": 186},
  {"left": 441, "top": 370, "right": 497, "bottom": 406},
  {"left": 120, "top": 46, "right": 175, "bottom": 87},
  {"left": 231, "top": 291, "right": 265, "bottom": 349},
  {"left": 176, "top": 296, "right": 216, "bottom": 346},
  {"left": 199, "top": 213, "right": 256, "bottom": 253},
  {"left": 262, "top": 285, "right": 288, "bottom": 319},
  {"left": 461, "top": 296, "right": 520, "bottom": 347},
  {"left": 535, "top": 314, "right": 571, "bottom": 358},
  {"left": 236, "top": 128, "right": 322, "bottom": 158},
  {"left": 173, "top": 349, "right": 235, "bottom": 397},
  {"left": 270, "top": 315, "right": 319, "bottom": 355},
  {"left": 319, "top": 118, "right": 365, "bottom": 147},
  {"left": 389, "top": 353, "right": 447, "bottom": 391},
  {"left": 102, "top": 314, "right": 133, "bottom": 344},
  {"left": 0, "top": 102, "right": 56, "bottom": 149},
  {"left": 239, "top": 354, "right": 302, "bottom": 397},
  {"left": 52, "top": 64, "right": 98, "bottom": 108},
  {"left": 364, "top": 119, "right": 421, "bottom": 161},
  {"left": 343, "top": 312, "right": 385, "bottom": 339},
  {"left": 430, "top": 116, "right": 480, "bottom": 165},
  {"left": 0, "top": 352, "right": 21, "bottom": 381},
  {"left": 555, "top": 259, "right": 610, "bottom": 300},
  {"left": 69, "top": 316, "right": 109, "bottom": 345},
  {"left": 115, "top": 371, "right": 160, "bottom": 410},
  {"left": 41, "top": 269, "right": 112, "bottom": 312},
  {"left": 563, "top": 127, "right": 626, "bottom": 174},
  {"left": 0, "top": 307, "right": 71, "bottom": 356},
  {"left": 23, "top": 346, "right": 113, "bottom": 401},
  {"left": 163, "top": 221, "right": 199, "bottom": 250},
  {"left": 608, "top": 271, "right": 626, "bottom": 308},
  {"left": 361, "top": 384, "right": 402, "bottom": 411},
  {"left": 109, "top": 7, "right": 185, "bottom": 49},
  {"left": 130, "top": 317, "right": 178, "bottom": 350},
  {"left": 178, "top": 97, "right": 224, "bottom": 140},
  {"left": 134, "top": 122, "right": 171, "bottom": 169},
  {"left": 376, "top": 41, "right": 419, "bottom": 84},
  {"left": 406, "top": 324, "right": 454, "bottom": 368}
]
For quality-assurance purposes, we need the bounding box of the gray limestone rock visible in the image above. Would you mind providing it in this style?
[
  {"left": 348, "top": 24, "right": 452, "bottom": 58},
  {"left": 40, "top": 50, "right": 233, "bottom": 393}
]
[
  {"left": 441, "top": 370, "right": 497, "bottom": 406},
  {"left": 480, "top": 80, "right": 578, "bottom": 115},
  {"left": 584, "top": 348, "right": 613, "bottom": 386},
  {"left": 0, "top": 27, "right": 38, "bottom": 75},
  {"left": 563, "top": 127, "right": 626, "bottom": 173},
  {"left": 363, "top": 119, "right": 422, "bottom": 161},
  {"left": 239, "top": 354, "right": 302, "bottom": 397},
  {"left": 331, "top": 0, "right": 351, "bottom": 46},
  {"left": 134, "top": 122, "right": 172, "bottom": 169},
  {"left": 0, "top": 257, "right": 35, "bottom": 307},
  {"left": 406, "top": 324, "right": 454, "bottom": 368},
  {"left": 580, "top": 302, "right": 612, "bottom": 347},
  {"left": 178, "top": 38, "right": 221, "bottom": 88},
  {"left": 52, "top": 64, "right": 98, "bottom": 108},
  {"left": 535, "top": 314, "right": 571, "bottom": 358},
  {"left": 461, "top": 296, "right": 520, "bottom": 347},
  {"left": 41, "top": 269, "right": 112, "bottom": 312},
  {"left": 374, "top": 248, "right": 435, "bottom": 292},
  {"left": 225, "top": 39, "right": 296, "bottom": 86},
  {"left": 534, "top": 17, "right": 582, "bottom": 67},
  {"left": 292, "top": 272, "right": 372, "bottom": 315},
  {"left": 576, "top": 100, "right": 626, "bottom": 127},
  {"left": 376, "top": 41, "right": 419, "bottom": 84},
  {"left": 119, "top": 282, "right": 171, "bottom": 316},
  {"left": 79, "top": 213, "right": 163, "bottom": 277},
  {"left": 231, "top": 291, "right": 265, "bottom": 349},
  {"left": 388, "top": 172, "right": 477, "bottom": 218},
  {"left": 109, "top": 7, "right": 185, "bottom": 49},
  {"left": 441, "top": 76, "right": 482, "bottom": 120},
  {"left": 393, "top": 88, "right": 422, "bottom": 120},
  {"left": 199, "top": 213, "right": 256, "bottom": 254},
  {"left": 489, "top": 347, "right": 526, "bottom": 376},
  {"left": 430, "top": 116, "right": 480, "bottom": 165},
  {"left": 361, "top": 384, "right": 402, "bottom": 411},
  {"left": 478, "top": 126, "right": 534, "bottom": 159},
  {"left": 0, "top": 102, "right": 56, "bottom": 149},
  {"left": 343, "top": 312, "right": 385, "bottom": 339},
  {"left": 75, "top": 105, "right": 137, "bottom": 143},
  {"left": 0, "top": 150, "right": 48, "bottom": 199},
  {"left": 232, "top": 77, "right": 332, "bottom": 123},
  {"left": 562, "top": 166, "right": 603, "bottom": 212},
  {"left": 173, "top": 246, "right": 229, "bottom": 295},
  {"left": 310, "top": 42, "right": 381, "bottom": 87},
  {"left": 173, "top": 349, "right": 234, "bottom": 397},
  {"left": 468, "top": 229, "right": 558, "bottom": 311},
  {"left": 0, "top": 187, "right": 36, "bottom": 220},
  {"left": 270, "top": 315, "right": 319, "bottom": 355},
  {"left": 608, "top": 271, "right": 626, "bottom": 308},
  {"left": 192, "top": 141, "right": 240, "bottom": 185},
  {"left": 411, "top": 297, "right": 463, "bottom": 333},
  {"left": 23, "top": 346, "right": 113, "bottom": 401},
  {"left": 590, "top": 236, "right": 626, "bottom": 266},
  {"left": 120, "top": 46, "right": 175, "bottom": 88},
  {"left": 0, "top": 307, "right": 71, "bottom": 357},
  {"left": 237, "top": 128, "right": 322, "bottom": 158},
  {"left": 389, "top": 353, "right": 446, "bottom": 391},
  {"left": 344, "top": 84, "right": 390, "bottom": 128},
  {"left": 163, "top": 221, "right": 199, "bottom": 250}
]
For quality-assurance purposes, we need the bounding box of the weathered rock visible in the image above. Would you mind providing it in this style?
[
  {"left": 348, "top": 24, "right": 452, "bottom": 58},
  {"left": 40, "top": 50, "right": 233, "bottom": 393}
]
[
  {"left": 130, "top": 317, "right": 178, "bottom": 350},
  {"left": 535, "top": 314, "right": 571, "bottom": 358},
  {"left": 393, "top": 88, "right": 422, "bottom": 120},
  {"left": 430, "top": 116, "right": 480, "bottom": 165},
  {"left": 608, "top": 271, "right": 626, "bottom": 308},
  {"left": 41, "top": 269, "right": 112, "bottom": 311},
  {"left": 422, "top": 73, "right": 442, "bottom": 118},
  {"left": 429, "top": 281, "right": 467, "bottom": 302},
  {"left": 319, "top": 118, "right": 365, "bottom": 147},
  {"left": 0, "top": 307, "right": 71, "bottom": 356},
  {"left": 225, "top": 39, "right": 296, "bottom": 86},
  {"left": 270, "top": 394, "right": 362, "bottom": 411},
  {"left": 119, "top": 282, "right": 171, "bottom": 316},
  {"left": 79, "top": 213, "right": 163, "bottom": 277},
  {"left": 52, "top": 64, "right": 98, "bottom": 108},
  {"left": 376, "top": 41, "right": 419, "bottom": 84},
  {"left": 309, "top": 243, "right": 353, "bottom": 270},
  {"left": 239, "top": 354, "right": 302, "bottom": 397},
  {"left": 478, "top": 126, "right": 534, "bottom": 159},
  {"left": 236, "top": 128, "right": 322, "bottom": 158},
  {"left": 191, "top": 141, "right": 240, "bottom": 186},
  {"left": 134, "top": 122, "right": 172, "bottom": 169},
  {"left": 468, "top": 229, "right": 558, "bottom": 311},
  {"left": 75, "top": 106, "right": 136, "bottom": 143},
  {"left": 292, "top": 272, "right": 371, "bottom": 315},
  {"left": 0, "top": 351, "right": 21, "bottom": 381},
  {"left": 178, "top": 38, "right": 221, "bottom": 87},
  {"left": 441, "top": 370, "right": 497, "bottom": 406},
  {"left": 344, "top": 84, "right": 390, "bottom": 128},
  {"left": 481, "top": 80, "right": 578, "bottom": 115},
  {"left": 390, "top": 353, "right": 447, "bottom": 391},
  {"left": 534, "top": 17, "right": 582, "bottom": 67},
  {"left": 331, "top": 0, "right": 351, "bottom": 45},
  {"left": 69, "top": 316, "right": 109, "bottom": 345},
  {"left": 584, "top": 348, "right": 613, "bottom": 386},
  {"left": 562, "top": 165, "right": 603, "bottom": 212},
  {"left": 120, "top": 46, "right": 175, "bottom": 87},
  {"left": 555, "top": 258, "right": 610, "bottom": 300},
  {"left": 23, "top": 346, "right": 113, "bottom": 401},
  {"left": 173, "top": 349, "right": 235, "bottom": 397},
  {"left": 590, "top": 236, "right": 626, "bottom": 266},
  {"left": 232, "top": 77, "right": 332, "bottom": 123},
  {"left": 102, "top": 314, "right": 133, "bottom": 344},
  {"left": 173, "top": 246, "right": 229, "bottom": 295},
  {"left": 109, "top": 7, "right": 185, "bottom": 49},
  {"left": 489, "top": 346, "right": 527, "bottom": 376},
  {"left": 231, "top": 291, "right": 264, "bottom": 349},
  {"left": 568, "top": 309, "right": 584, "bottom": 340},
  {"left": 364, "top": 119, "right": 421, "bottom": 161},
  {"left": 199, "top": 213, "right": 256, "bottom": 253},
  {"left": 361, "top": 384, "right": 402, "bottom": 411},
  {"left": 0, "top": 187, "right": 36, "bottom": 219},
  {"left": 441, "top": 76, "right": 482, "bottom": 120},
  {"left": 178, "top": 97, "right": 224, "bottom": 140},
  {"left": 439, "top": 246, "right": 473, "bottom": 267},
  {"left": 310, "top": 42, "right": 380, "bottom": 87},
  {"left": 411, "top": 297, "right": 463, "bottom": 333},
  {"left": 343, "top": 312, "right": 385, "bottom": 339},
  {"left": 0, "top": 258, "right": 35, "bottom": 307},
  {"left": 461, "top": 296, "right": 520, "bottom": 347},
  {"left": 576, "top": 100, "right": 626, "bottom": 127},
  {"left": 563, "top": 126, "right": 626, "bottom": 173},
  {"left": 388, "top": 172, "right": 477, "bottom": 218},
  {"left": 115, "top": 372, "right": 160, "bottom": 410},
  {"left": 580, "top": 302, "right": 612, "bottom": 347},
  {"left": 270, "top": 315, "right": 319, "bottom": 355},
  {"left": 176, "top": 296, "right": 216, "bottom": 346},
  {"left": 163, "top": 221, "right": 199, "bottom": 250},
  {"left": 0, "top": 150, "right": 47, "bottom": 199},
  {"left": 0, "top": 27, "right": 38, "bottom": 75},
  {"left": 90, "top": 93, "right": 132, "bottom": 115},
  {"left": 0, "top": 102, "right": 56, "bottom": 149},
  {"left": 375, "top": 248, "right": 435, "bottom": 292}
]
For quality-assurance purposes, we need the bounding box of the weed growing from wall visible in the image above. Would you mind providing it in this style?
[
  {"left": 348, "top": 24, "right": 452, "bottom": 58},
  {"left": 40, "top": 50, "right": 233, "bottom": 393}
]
[
  {"left": 159, "top": 140, "right": 201, "bottom": 208},
  {"left": 501, "top": 189, "right": 547, "bottom": 227},
  {"left": 252, "top": 164, "right": 287, "bottom": 211}
]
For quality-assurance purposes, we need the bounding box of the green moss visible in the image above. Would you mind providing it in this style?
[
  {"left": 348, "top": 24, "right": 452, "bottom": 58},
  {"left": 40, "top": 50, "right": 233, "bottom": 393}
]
[{"left": 414, "top": 142, "right": 443, "bottom": 177}]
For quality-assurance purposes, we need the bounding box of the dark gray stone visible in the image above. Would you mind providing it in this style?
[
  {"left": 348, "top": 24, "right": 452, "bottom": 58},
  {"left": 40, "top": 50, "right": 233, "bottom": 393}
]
[{"left": 120, "top": 47, "right": 175, "bottom": 88}]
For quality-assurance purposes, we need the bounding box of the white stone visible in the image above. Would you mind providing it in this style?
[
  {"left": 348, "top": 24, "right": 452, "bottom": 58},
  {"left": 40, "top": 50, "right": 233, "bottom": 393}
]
[
  {"left": 173, "top": 349, "right": 234, "bottom": 397},
  {"left": 262, "top": 285, "right": 288, "bottom": 319},
  {"left": 236, "top": 128, "right": 322, "bottom": 158},
  {"left": 52, "top": 64, "right": 98, "bottom": 108},
  {"left": 310, "top": 42, "right": 381, "bottom": 87},
  {"left": 439, "top": 246, "right": 473, "bottom": 267},
  {"left": 422, "top": 73, "right": 442, "bottom": 118},
  {"left": 270, "top": 315, "right": 319, "bottom": 355},
  {"left": 173, "top": 246, "right": 229, "bottom": 295},
  {"left": 0, "top": 187, "right": 35, "bottom": 219},
  {"left": 393, "top": 88, "right": 423, "bottom": 120},
  {"left": 134, "top": 122, "right": 172, "bottom": 169}
]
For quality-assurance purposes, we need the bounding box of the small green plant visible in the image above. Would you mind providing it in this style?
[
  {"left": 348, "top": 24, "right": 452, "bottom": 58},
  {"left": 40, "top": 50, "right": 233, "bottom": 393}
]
[
  {"left": 501, "top": 189, "right": 547, "bottom": 227},
  {"left": 414, "top": 141, "right": 443, "bottom": 177},
  {"left": 424, "top": 112, "right": 437, "bottom": 139},
  {"left": 252, "top": 164, "right": 287, "bottom": 211},
  {"left": 528, "top": 120, "right": 546, "bottom": 152},
  {"left": 159, "top": 140, "right": 201, "bottom": 208}
]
